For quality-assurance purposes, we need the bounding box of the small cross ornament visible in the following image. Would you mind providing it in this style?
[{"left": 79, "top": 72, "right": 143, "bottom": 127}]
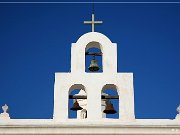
[
  {"left": 84, "top": 14, "right": 103, "bottom": 32},
  {"left": 2, "top": 104, "right": 8, "bottom": 113}
]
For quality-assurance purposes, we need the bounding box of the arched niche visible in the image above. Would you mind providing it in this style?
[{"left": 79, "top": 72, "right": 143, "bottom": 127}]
[
  {"left": 102, "top": 84, "right": 119, "bottom": 119},
  {"left": 85, "top": 42, "right": 103, "bottom": 72},
  {"left": 68, "top": 84, "right": 87, "bottom": 119},
  {"left": 71, "top": 32, "right": 117, "bottom": 73}
]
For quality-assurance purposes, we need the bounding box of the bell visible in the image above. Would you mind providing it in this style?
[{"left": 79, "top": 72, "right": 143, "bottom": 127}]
[
  {"left": 70, "top": 100, "right": 83, "bottom": 111},
  {"left": 88, "top": 58, "right": 100, "bottom": 72},
  {"left": 103, "top": 101, "right": 117, "bottom": 114}
]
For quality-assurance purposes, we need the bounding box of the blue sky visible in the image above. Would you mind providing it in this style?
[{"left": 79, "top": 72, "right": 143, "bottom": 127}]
[{"left": 0, "top": 1, "right": 180, "bottom": 119}]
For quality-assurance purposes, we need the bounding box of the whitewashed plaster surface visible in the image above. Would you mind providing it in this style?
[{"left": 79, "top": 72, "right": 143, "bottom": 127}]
[
  {"left": 0, "top": 119, "right": 180, "bottom": 134},
  {"left": 53, "top": 32, "right": 135, "bottom": 121}
]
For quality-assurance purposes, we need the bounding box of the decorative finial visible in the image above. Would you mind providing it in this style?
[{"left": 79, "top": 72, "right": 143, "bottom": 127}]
[
  {"left": 177, "top": 105, "right": 180, "bottom": 114},
  {"left": 175, "top": 105, "right": 180, "bottom": 120},
  {"left": 0, "top": 104, "right": 10, "bottom": 120},
  {"left": 2, "top": 104, "right": 8, "bottom": 113},
  {"left": 84, "top": 14, "right": 103, "bottom": 32}
]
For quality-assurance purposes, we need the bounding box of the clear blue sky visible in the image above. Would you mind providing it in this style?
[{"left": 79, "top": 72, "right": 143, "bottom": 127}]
[{"left": 0, "top": 1, "right": 180, "bottom": 119}]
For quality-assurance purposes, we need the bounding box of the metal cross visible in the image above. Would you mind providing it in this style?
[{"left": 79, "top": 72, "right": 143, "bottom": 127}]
[{"left": 84, "top": 14, "right": 103, "bottom": 32}]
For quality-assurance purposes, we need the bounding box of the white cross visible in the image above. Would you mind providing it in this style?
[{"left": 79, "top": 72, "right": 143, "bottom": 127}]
[{"left": 84, "top": 14, "right": 103, "bottom": 32}]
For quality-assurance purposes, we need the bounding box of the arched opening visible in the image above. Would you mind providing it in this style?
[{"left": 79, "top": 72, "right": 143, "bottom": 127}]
[
  {"left": 68, "top": 84, "right": 87, "bottom": 119},
  {"left": 85, "top": 42, "right": 103, "bottom": 72},
  {"left": 102, "top": 84, "right": 119, "bottom": 119}
]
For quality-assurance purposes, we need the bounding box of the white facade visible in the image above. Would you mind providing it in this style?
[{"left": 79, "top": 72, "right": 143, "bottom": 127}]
[
  {"left": 0, "top": 31, "right": 180, "bottom": 135},
  {"left": 53, "top": 32, "right": 135, "bottom": 121}
]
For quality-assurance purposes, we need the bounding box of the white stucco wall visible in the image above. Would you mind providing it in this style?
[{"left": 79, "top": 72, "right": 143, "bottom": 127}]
[
  {"left": 0, "top": 119, "right": 180, "bottom": 135},
  {"left": 53, "top": 32, "right": 135, "bottom": 121}
]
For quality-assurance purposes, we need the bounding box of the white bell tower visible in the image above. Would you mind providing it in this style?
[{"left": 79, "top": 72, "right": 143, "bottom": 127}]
[{"left": 53, "top": 14, "right": 135, "bottom": 121}]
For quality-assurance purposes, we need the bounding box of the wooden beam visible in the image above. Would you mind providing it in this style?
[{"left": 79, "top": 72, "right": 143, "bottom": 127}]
[
  {"left": 69, "top": 95, "right": 119, "bottom": 99},
  {"left": 85, "top": 52, "right": 102, "bottom": 56}
]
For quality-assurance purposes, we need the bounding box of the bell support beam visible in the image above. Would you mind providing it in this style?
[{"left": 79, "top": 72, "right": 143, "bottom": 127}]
[
  {"left": 85, "top": 52, "right": 102, "bottom": 56},
  {"left": 69, "top": 95, "right": 119, "bottom": 99}
]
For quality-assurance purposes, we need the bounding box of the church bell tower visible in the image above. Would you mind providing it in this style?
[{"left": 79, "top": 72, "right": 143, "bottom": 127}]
[{"left": 53, "top": 14, "right": 135, "bottom": 121}]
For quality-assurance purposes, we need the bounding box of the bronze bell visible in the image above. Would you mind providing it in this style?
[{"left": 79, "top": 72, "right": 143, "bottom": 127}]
[
  {"left": 70, "top": 99, "right": 83, "bottom": 111},
  {"left": 88, "top": 56, "right": 100, "bottom": 72},
  {"left": 103, "top": 101, "right": 117, "bottom": 114}
]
